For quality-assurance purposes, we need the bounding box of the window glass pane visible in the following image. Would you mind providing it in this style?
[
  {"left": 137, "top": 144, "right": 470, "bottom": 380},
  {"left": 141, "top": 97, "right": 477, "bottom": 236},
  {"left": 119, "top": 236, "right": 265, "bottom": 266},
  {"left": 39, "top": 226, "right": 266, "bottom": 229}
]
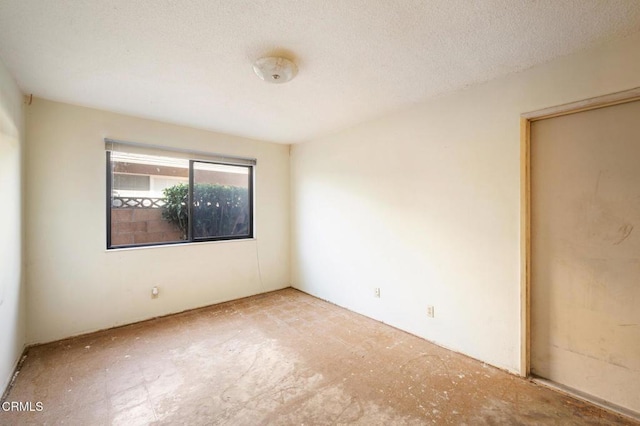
[
  {"left": 109, "top": 152, "right": 189, "bottom": 247},
  {"left": 192, "top": 161, "right": 251, "bottom": 239},
  {"left": 113, "top": 174, "right": 150, "bottom": 192},
  {"left": 107, "top": 149, "right": 253, "bottom": 249}
]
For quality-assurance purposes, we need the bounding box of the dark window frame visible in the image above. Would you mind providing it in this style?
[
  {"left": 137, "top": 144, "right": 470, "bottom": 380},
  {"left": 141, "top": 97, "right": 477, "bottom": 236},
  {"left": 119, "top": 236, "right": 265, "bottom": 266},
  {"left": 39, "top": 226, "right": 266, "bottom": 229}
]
[{"left": 106, "top": 151, "right": 254, "bottom": 250}]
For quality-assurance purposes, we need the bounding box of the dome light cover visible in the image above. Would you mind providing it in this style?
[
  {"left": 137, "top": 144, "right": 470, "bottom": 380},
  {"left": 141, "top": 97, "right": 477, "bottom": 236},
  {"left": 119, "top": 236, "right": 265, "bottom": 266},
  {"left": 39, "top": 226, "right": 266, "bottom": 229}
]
[{"left": 253, "top": 57, "right": 298, "bottom": 84}]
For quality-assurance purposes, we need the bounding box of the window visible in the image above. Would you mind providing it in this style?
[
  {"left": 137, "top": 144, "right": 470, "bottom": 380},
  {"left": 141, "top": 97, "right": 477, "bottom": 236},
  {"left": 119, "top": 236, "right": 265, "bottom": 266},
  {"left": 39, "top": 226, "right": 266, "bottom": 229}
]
[
  {"left": 113, "top": 174, "right": 151, "bottom": 192},
  {"left": 106, "top": 140, "right": 254, "bottom": 249}
]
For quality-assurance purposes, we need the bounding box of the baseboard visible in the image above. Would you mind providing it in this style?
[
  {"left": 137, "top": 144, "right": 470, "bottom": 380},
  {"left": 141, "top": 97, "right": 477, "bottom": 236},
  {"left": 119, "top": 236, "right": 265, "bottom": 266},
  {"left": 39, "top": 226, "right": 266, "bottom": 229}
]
[{"left": 531, "top": 376, "right": 640, "bottom": 423}]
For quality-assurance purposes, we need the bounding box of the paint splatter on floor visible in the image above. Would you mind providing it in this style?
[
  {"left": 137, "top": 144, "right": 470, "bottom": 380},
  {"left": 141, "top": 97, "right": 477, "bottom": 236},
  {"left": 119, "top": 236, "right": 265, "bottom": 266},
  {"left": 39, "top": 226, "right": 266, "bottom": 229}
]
[{"left": 1, "top": 289, "right": 636, "bottom": 425}]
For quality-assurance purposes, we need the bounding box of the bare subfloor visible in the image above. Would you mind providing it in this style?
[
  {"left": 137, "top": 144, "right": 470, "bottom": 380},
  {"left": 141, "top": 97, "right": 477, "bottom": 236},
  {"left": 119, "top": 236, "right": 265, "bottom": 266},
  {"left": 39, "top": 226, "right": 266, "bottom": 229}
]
[{"left": 2, "top": 288, "right": 636, "bottom": 425}]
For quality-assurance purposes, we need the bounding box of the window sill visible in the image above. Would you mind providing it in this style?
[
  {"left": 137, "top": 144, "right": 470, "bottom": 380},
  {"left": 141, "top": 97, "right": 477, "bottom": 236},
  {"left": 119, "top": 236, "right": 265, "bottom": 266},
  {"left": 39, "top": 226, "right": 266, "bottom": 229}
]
[{"left": 105, "top": 237, "right": 257, "bottom": 253}]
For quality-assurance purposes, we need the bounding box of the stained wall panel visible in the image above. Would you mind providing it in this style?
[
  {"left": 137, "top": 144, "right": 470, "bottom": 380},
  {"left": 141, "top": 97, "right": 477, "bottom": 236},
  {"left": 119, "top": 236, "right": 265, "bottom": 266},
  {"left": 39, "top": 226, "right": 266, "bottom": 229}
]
[{"left": 531, "top": 100, "right": 640, "bottom": 413}]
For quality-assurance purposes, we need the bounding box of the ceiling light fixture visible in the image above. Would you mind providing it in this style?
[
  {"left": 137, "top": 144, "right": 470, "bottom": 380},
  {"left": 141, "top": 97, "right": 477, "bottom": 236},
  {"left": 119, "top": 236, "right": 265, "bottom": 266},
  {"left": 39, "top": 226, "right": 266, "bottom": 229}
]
[{"left": 253, "top": 57, "right": 298, "bottom": 84}]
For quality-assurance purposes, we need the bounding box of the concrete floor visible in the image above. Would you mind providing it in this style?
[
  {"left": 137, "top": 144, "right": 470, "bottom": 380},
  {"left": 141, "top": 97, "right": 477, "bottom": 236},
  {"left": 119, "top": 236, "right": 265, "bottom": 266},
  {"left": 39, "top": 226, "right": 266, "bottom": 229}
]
[{"left": 1, "top": 288, "right": 636, "bottom": 425}]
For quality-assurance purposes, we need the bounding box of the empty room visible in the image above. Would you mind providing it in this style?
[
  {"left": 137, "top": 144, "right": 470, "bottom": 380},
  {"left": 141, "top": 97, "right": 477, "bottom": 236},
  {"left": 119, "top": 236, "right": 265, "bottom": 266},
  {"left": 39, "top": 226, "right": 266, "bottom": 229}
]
[{"left": 1, "top": 1, "right": 639, "bottom": 424}]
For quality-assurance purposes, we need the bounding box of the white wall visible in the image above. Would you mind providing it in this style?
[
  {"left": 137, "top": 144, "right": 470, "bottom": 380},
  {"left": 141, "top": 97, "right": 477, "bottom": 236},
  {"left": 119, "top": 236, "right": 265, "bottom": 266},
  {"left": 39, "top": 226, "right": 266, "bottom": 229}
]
[
  {"left": 291, "top": 32, "right": 640, "bottom": 374},
  {"left": 0, "top": 58, "right": 26, "bottom": 394},
  {"left": 25, "top": 99, "right": 290, "bottom": 344}
]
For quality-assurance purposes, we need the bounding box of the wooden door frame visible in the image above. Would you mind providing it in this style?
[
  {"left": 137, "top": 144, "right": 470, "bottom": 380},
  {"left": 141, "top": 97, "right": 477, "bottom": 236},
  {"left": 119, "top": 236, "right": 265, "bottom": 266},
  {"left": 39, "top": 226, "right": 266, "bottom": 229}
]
[{"left": 519, "top": 87, "right": 640, "bottom": 377}]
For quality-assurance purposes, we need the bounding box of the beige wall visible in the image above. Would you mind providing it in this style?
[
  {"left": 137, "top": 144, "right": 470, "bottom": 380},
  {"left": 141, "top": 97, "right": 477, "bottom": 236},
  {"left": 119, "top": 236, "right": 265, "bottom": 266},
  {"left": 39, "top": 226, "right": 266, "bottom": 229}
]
[
  {"left": 291, "top": 32, "right": 640, "bottom": 374},
  {"left": 0, "top": 58, "right": 26, "bottom": 393},
  {"left": 25, "top": 99, "right": 290, "bottom": 344}
]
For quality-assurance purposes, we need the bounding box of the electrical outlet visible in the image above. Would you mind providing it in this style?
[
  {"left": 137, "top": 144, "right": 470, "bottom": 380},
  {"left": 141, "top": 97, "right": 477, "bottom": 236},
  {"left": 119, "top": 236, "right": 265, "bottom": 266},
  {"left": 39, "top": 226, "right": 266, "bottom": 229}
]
[
  {"left": 151, "top": 286, "right": 159, "bottom": 299},
  {"left": 427, "top": 305, "right": 435, "bottom": 318},
  {"left": 374, "top": 287, "right": 381, "bottom": 298}
]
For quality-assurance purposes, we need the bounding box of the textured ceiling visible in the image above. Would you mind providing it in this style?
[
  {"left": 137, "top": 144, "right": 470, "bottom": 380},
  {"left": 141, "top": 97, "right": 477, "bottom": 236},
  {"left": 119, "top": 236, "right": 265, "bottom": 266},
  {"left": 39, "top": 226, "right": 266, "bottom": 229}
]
[{"left": 1, "top": 1, "right": 639, "bottom": 143}]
